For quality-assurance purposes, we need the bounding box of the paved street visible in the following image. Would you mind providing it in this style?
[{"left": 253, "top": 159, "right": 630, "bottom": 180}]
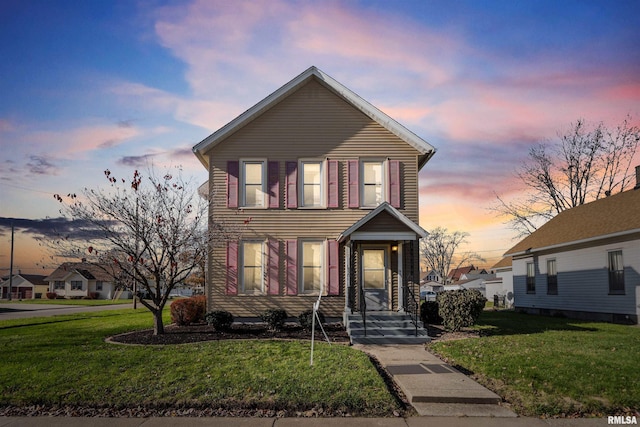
[{"left": 0, "top": 303, "right": 134, "bottom": 320}]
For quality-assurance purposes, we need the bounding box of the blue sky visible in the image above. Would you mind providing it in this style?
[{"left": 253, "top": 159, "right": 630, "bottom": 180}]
[{"left": 1, "top": 0, "right": 639, "bottom": 273}]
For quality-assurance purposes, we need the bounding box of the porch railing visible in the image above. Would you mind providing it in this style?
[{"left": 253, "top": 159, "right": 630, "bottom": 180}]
[{"left": 403, "top": 278, "right": 419, "bottom": 337}]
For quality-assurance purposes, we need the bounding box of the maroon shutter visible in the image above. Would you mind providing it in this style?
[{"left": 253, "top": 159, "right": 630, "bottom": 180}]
[
  {"left": 327, "top": 160, "right": 339, "bottom": 208},
  {"left": 268, "top": 161, "right": 280, "bottom": 208},
  {"left": 286, "top": 161, "right": 297, "bottom": 209},
  {"left": 227, "top": 161, "right": 239, "bottom": 208},
  {"left": 327, "top": 240, "right": 339, "bottom": 295},
  {"left": 226, "top": 241, "right": 238, "bottom": 295},
  {"left": 267, "top": 239, "right": 279, "bottom": 295},
  {"left": 389, "top": 160, "right": 400, "bottom": 208},
  {"left": 286, "top": 239, "right": 298, "bottom": 295},
  {"left": 347, "top": 160, "right": 359, "bottom": 208}
]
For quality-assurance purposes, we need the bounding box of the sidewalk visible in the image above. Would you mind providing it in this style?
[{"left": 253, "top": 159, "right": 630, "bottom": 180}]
[{"left": 0, "top": 416, "right": 610, "bottom": 426}]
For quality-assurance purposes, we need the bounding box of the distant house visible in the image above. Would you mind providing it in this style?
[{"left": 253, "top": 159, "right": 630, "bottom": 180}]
[
  {"left": 446, "top": 265, "right": 486, "bottom": 283},
  {"left": 1, "top": 274, "right": 48, "bottom": 299},
  {"left": 421, "top": 269, "right": 443, "bottom": 284},
  {"left": 504, "top": 168, "right": 640, "bottom": 324},
  {"left": 486, "top": 256, "right": 514, "bottom": 306},
  {"left": 45, "top": 262, "right": 125, "bottom": 300}
]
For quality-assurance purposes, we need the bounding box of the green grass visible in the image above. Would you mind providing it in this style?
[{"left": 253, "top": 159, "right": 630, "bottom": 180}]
[
  {"left": 2, "top": 299, "right": 132, "bottom": 306},
  {"left": 0, "top": 309, "right": 399, "bottom": 415},
  {"left": 428, "top": 311, "right": 640, "bottom": 417}
]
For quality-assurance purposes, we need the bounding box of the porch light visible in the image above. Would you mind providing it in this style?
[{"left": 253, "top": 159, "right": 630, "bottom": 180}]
[{"left": 391, "top": 245, "right": 398, "bottom": 252}]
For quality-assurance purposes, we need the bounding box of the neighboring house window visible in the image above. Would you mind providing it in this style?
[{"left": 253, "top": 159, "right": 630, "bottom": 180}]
[
  {"left": 241, "top": 160, "right": 267, "bottom": 208},
  {"left": 546, "top": 259, "right": 557, "bottom": 295},
  {"left": 71, "top": 280, "right": 83, "bottom": 290},
  {"left": 54, "top": 281, "right": 64, "bottom": 290},
  {"left": 361, "top": 160, "right": 384, "bottom": 207},
  {"left": 300, "top": 160, "right": 324, "bottom": 207},
  {"left": 608, "top": 250, "right": 625, "bottom": 295},
  {"left": 526, "top": 262, "right": 535, "bottom": 294},
  {"left": 300, "top": 241, "right": 324, "bottom": 294},
  {"left": 240, "top": 241, "right": 264, "bottom": 294},
  {"left": 96, "top": 281, "right": 103, "bottom": 291}
]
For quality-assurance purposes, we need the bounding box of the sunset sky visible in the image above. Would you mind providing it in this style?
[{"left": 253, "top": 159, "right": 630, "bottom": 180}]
[{"left": 1, "top": 0, "right": 639, "bottom": 275}]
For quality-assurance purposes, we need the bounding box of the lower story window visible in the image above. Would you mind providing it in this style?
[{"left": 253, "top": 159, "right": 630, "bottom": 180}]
[
  {"left": 526, "top": 262, "right": 535, "bottom": 294},
  {"left": 547, "top": 259, "right": 557, "bottom": 295},
  {"left": 241, "top": 241, "right": 264, "bottom": 294},
  {"left": 301, "top": 241, "right": 323, "bottom": 294},
  {"left": 608, "top": 250, "right": 625, "bottom": 294},
  {"left": 71, "top": 280, "right": 83, "bottom": 290},
  {"left": 96, "top": 281, "right": 103, "bottom": 291},
  {"left": 54, "top": 281, "right": 64, "bottom": 290}
]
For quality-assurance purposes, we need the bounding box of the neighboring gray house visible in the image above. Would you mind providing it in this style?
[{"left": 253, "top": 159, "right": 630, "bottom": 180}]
[{"left": 504, "top": 170, "right": 640, "bottom": 324}]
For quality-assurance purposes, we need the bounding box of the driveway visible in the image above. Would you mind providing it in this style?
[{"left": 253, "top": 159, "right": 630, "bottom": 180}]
[{"left": 0, "top": 303, "right": 134, "bottom": 320}]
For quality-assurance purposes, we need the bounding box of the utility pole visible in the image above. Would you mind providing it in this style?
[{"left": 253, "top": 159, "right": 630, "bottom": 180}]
[{"left": 8, "top": 221, "right": 14, "bottom": 301}]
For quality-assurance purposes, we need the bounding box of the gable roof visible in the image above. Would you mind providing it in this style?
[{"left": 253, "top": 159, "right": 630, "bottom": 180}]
[
  {"left": 491, "top": 256, "right": 512, "bottom": 270},
  {"left": 45, "top": 262, "right": 114, "bottom": 282},
  {"left": 447, "top": 265, "right": 476, "bottom": 281},
  {"left": 337, "top": 202, "right": 427, "bottom": 242},
  {"left": 1, "top": 274, "right": 48, "bottom": 286},
  {"left": 505, "top": 188, "right": 640, "bottom": 256},
  {"left": 193, "top": 66, "right": 436, "bottom": 169}
]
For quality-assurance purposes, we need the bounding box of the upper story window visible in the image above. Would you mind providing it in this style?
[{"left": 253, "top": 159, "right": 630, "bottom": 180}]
[
  {"left": 300, "top": 160, "right": 324, "bottom": 208},
  {"left": 241, "top": 160, "right": 267, "bottom": 208},
  {"left": 526, "top": 262, "right": 535, "bottom": 294},
  {"left": 361, "top": 160, "right": 384, "bottom": 207},
  {"left": 608, "top": 250, "right": 625, "bottom": 295},
  {"left": 347, "top": 159, "right": 400, "bottom": 209},
  {"left": 546, "top": 259, "right": 557, "bottom": 295}
]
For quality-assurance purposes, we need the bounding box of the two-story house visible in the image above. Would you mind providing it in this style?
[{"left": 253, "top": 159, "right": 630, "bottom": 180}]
[{"left": 193, "top": 67, "right": 436, "bottom": 341}]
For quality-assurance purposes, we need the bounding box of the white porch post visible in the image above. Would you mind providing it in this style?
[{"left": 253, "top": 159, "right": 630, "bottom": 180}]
[{"left": 397, "top": 241, "right": 404, "bottom": 312}]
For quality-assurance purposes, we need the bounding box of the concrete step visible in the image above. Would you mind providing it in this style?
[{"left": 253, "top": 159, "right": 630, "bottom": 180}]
[{"left": 346, "top": 311, "right": 430, "bottom": 345}]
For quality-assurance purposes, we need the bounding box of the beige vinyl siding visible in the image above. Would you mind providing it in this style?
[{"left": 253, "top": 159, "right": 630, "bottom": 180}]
[{"left": 204, "top": 78, "right": 422, "bottom": 317}]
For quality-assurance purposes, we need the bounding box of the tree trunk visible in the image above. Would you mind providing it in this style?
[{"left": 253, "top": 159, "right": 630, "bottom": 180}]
[{"left": 153, "top": 309, "right": 164, "bottom": 335}]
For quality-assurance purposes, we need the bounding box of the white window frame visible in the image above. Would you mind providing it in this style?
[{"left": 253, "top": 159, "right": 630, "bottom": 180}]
[
  {"left": 526, "top": 262, "right": 535, "bottom": 294},
  {"left": 239, "top": 159, "right": 268, "bottom": 209},
  {"left": 546, "top": 259, "right": 557, "bottom": 295},
  {"left": 54, "top": 281, "right": 64, "bottom": 290},
  {"left": 71, "top": 280, "right": 83, "bottom": 291},
  {"left": 96, "top": 281, "right": 103, "bottom": 291},
  {"left": 608, "top": 250, "right": 625, "bottom": 295},
  {"left": 360, "top": 159, "right": 388, "bottom": 208},
  {"left": 298, "top": 159, "right": 326, "bottom": 208},
  {"left": 239, "top": 240, "right": 265, "bottom": 295},
  {"left": 299, "top": 239, "right": 325, "bottom": 295}
]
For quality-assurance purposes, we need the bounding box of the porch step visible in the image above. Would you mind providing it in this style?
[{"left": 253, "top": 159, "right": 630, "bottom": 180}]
[{"left": 346, "top": 312, "right": 431, "bottom": 345}]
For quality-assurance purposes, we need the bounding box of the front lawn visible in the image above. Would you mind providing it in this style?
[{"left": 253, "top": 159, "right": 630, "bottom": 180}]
[
  {"left": 429, "top": 311, "right": 640, "bottom": 417},
  {"left": 0, "top": 309, "right": 400, "bottom": 416}
]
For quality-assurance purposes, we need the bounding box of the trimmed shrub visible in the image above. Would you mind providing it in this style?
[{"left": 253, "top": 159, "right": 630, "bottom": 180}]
[
  {"left": 438, "top": 289, "right": 487, "bottom": 332},
  {"left": 420, "top": 300, "right": 442, "bottom": 325},
  {"left": 170, "top": 295, "right": 207, "bottom": 326},
  {"left": 205, "top": 310, "right": 234, "bottom": 331},
  {"left": 46, "top": 292, "right": 57, "bottom": 300},
  {"left": 298, "top": 309, "right": 326, "bottom": 330},
  {"left": 260, "top": 308, "right": 288, "bottom": 331},
  {"left": 191, "top": 295, "right": 207, "bottom": 323}
]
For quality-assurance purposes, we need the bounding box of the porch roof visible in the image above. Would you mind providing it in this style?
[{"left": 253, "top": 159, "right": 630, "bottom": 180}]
[{"left": 337, "top": 202, "right": 427, "bottom": 243}]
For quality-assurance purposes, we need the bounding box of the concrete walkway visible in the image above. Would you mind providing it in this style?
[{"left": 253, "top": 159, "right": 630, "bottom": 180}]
[{"left": 355, "top": 344, "right": 517, "bottom": 417}]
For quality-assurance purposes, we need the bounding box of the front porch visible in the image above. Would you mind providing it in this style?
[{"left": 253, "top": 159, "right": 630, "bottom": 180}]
[{"left": 337, "top": 203, "right": 431, "bottom": 344}]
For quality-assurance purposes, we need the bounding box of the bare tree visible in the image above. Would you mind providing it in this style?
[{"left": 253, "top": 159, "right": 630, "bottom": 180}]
[
  {"left": 420, "top": 227, "right": 484, "bottom": 284},
  {"left": 494, "top": 116, "right": 640, "bottom": 237},
  {"left": 51, "top": 167, "right": 240, "bottom": 335}
]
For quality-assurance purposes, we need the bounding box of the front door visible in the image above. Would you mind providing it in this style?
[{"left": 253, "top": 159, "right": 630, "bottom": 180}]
[{"left": 362, "top": 247, "right": 389, "bottom": 311}]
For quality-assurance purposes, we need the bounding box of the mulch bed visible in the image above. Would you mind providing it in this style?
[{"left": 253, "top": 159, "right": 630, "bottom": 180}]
[{"left": 108, "top": 322, "right": 351, "bottom": 345}]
